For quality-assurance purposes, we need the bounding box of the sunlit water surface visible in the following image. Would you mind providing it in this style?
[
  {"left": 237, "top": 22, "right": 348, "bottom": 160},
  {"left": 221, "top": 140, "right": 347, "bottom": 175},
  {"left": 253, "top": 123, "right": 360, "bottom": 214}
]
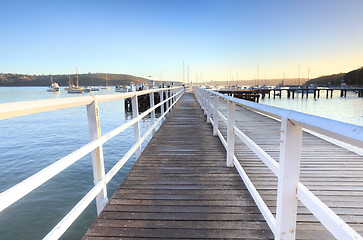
[{"left": 0, "top": 87, "right": 362, "bottom": 239}]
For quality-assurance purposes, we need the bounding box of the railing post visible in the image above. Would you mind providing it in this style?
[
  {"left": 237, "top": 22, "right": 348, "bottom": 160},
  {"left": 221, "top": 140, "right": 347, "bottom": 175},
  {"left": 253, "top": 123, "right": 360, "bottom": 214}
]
[
  {"left": 87, "top": 99, "right": 108, "bottom": 215},
  {"left": 206, "top": 92, "right": 211, "bottom": 122},
  {"left": 213, "top": 95, "right": 219, "bottom": 136},
  {"left": 149, "top": 91, "right": 155, "bottom": 136},
  {"left": 171, "top": 88, "right": 174, "bottom": 108},
  {"left": 275, "top": 117, "right": 302, "bottom": 240},
  {"left": 226, "top": 100, "right": 235, "bottom": 167},
  {"left": 203, "top": 91, "right": 207, "bottom": 115},
  {"left": 131, "top": 94, "right": 141, "bottom": 159},
  {"left": 166, "top": 89, "right": 170, "bottom": 112}
]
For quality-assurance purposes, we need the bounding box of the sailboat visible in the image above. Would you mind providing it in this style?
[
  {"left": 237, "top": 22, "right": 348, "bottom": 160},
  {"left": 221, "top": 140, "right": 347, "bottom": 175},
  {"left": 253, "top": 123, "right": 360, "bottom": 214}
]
[
  {"left": 67, "top": 68, "right": 83, "bottom": 94},
  {"left": 101, "top": 73, "right": 111, "bottom": 89},
  {"left": 46, "top": 75, "right": 60, "bottom": 92}
]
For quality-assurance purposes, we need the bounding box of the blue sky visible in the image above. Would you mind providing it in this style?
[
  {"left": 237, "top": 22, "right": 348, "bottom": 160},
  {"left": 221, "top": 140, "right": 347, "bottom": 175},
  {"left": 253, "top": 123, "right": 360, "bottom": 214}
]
[{"left": 0, "top": 0, "right": 362, "bottom": 82}]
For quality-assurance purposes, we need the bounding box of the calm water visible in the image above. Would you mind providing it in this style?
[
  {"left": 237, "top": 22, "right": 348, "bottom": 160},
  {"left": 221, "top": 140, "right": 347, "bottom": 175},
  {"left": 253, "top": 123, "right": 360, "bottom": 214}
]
[
  {"left": 259, "top": 90, "right": 363, "bottom": 126},
  {"left": 0, "top": 87, "right": 156, "bottom": 240},
  {"left": 0, "top": 87, "right": 362, "bottom": 240}
]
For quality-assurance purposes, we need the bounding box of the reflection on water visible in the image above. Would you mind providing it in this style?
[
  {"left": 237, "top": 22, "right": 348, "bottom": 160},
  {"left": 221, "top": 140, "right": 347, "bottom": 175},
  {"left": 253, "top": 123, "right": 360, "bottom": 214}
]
[{"left": 260, "top": 91, "right": 363, "bottom": 126}]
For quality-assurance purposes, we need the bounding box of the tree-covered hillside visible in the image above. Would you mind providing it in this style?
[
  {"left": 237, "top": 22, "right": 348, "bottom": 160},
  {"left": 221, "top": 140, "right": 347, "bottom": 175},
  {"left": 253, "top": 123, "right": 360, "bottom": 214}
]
[
  {"left": 305, "top": 67, "right": 362, "bottom": 86},
  {"left": 0, "top": 73, "right": 179, "bottom": 86}
]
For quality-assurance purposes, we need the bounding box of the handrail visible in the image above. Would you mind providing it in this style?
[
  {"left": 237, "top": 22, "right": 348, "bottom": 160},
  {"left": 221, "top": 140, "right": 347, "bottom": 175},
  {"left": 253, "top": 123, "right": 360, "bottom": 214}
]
[
  {"left": 207, "top": 90, "right": 363, "bottom": 149},
  {"left": 0, "top": 88, "right": 169, "bottom": 120},
  {"left": 0, "top": 86, "right": 184, "bottom": 239},
  {"left": 194, "top": 87, "right": 363, "bottom": 240}
]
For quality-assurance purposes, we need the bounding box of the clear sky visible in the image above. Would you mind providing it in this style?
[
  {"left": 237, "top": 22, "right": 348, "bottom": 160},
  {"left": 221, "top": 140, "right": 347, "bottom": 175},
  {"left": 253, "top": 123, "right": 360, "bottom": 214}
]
[{"left": 1, "top": 0, "right": 362, "bottom": 82}]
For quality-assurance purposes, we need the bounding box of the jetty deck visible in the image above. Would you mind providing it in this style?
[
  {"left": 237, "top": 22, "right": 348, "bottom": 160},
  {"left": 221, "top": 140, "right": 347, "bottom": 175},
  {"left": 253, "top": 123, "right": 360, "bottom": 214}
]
[
  {"left": 83, "top": 93, "right": 273, "bottom": 239},
  {"left": 83, "top": 91, "right": 363, "bottom": 239},
  {"left": 215, "top": 98, "right": 363, "bottom": 239}
]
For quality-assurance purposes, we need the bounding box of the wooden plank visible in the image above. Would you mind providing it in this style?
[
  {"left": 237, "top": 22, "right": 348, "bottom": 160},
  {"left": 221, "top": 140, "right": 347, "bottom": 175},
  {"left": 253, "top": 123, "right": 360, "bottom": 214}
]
[
  {"left": 83, "top": 93, "right": 274, "bottom": 240},
  {"left": 214, "top": 96, "right": 363, "bottom": 239}
]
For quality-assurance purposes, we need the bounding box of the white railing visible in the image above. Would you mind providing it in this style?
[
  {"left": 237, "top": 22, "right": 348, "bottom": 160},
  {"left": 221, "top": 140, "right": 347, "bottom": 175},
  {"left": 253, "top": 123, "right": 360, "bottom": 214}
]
[
  {"left": 194, "top": 87, "right": 363, "bottom": 240},
  {"left": 0, "top": 86, "right": 184, "bottom": 239}
]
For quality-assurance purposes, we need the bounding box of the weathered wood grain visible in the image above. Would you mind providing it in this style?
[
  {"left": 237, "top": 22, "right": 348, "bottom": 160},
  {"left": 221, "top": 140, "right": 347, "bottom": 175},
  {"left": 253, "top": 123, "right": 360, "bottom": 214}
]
[
  {"left": 215, "top": 97, "right": 363, "bottom": 239},
  {"left": 83, "top": 93, "right": 274, "bottom": 239}
]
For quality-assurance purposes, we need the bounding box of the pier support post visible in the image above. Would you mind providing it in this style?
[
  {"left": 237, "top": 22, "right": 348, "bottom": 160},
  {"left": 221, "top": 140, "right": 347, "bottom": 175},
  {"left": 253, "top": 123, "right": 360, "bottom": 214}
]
[
  {"left": 275, "top": 117, "right": 302, "bottom": 240},
  {"left": 213, "top": 95, "right": 219, "bottom": 136},
  {"left": 226, "top": 100, "right": 235, "bottom": 167},
  {"left": 150, "top": 91, "right": 155, "bottom": 136},
  {"left": 131, "top": 95, "right": 141, "bottom": 159},
  {"left": 87, "top": 99, "right": 108, "bottom": 215}
]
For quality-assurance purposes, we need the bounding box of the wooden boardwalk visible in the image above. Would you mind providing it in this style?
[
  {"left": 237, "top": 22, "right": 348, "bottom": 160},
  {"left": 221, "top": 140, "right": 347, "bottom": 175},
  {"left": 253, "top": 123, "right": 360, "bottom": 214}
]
[
  {"left": 83, "top": 93, "right": 274, "bottom": 239},
  {"left": 215, "top": 97, "right": 363, "bottom": 239},
  {"left": 83, "top": 92, "right": 363, "bottom": 239}
]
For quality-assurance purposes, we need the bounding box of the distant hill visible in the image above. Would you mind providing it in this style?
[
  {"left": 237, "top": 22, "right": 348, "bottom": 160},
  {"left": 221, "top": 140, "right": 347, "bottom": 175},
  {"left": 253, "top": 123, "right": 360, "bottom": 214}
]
[
  {"left": 0, "top": 73, "right": 180, "bottom": 87},
  {"left": 344, "top": 68, "right": 363, "bottom": 86},
  {"left": 304, "top": 73, "right": 346, "bottom": 86},
  {"left": 305, "top": 67, "right": 362, "bottom": 86}
]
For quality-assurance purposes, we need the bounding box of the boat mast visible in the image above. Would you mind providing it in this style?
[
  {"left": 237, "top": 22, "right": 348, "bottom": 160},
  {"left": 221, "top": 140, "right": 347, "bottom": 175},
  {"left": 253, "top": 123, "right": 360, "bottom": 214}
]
[
  {"left": 76, "top": 67, "right": 79, "bottom": 88},
  {"left": 68, "top": 75, "right": 72, "bottom": 89}
]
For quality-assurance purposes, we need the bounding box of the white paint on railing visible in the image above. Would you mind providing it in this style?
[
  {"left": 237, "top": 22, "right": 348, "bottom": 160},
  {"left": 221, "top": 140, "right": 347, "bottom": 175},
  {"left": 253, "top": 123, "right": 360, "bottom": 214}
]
[
  {"left": 204, "top": 89, "right": 363, "bottom": 149},
  {"left": 0, "top": 87, "right": 184, "bottom": 239},
  {"left": 275, "top": 117, "right": 302, "bottom": 240},
  {"left": 297, "top": 183, "right": 363, "bottom": 240},
  {"left": 131, "top": 95, "right": 142, "bottom": 159},
  {"left": 213, "top": 96, "right": 219, "bottom": 136},
  {"left": 218, "top": 111, "right": 228, "bottom": 124},
  {"left": 206, "top": 93, "right": 211, "bottom": 123},
  {"left": 233, "top": 156, "right": 276, "bottom": 234},
  {"left": 193, "top": 87, "right": 363, "bottom": 240},
  {"left": 234, "top": 126, "right": 279, "bottom": 176},
  {"left": 226, "top": 100, "right": 235, "bottom": 167},
  {"left": 150, "top": 92, "right": 156, "bottom": 136},
  {"left": 87, "top": 98, "right": 108, "bottom": 215}
]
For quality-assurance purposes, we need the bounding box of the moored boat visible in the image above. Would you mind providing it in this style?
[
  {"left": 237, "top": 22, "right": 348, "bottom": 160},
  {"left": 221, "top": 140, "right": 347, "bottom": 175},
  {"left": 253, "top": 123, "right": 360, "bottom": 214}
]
[
  {"left": 46, "top": 76, "right": 60, "bottom": 92},
  {"left": 67, "top": 69, "right": 83, "bottom": 94}
]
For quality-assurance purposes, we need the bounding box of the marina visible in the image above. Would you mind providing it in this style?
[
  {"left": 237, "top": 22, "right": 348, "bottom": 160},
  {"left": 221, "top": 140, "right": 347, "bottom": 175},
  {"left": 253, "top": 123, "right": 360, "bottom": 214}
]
[
  {"left": 0, "top": 87, "right": 362, "bottom": 239},
  {"left": 2, "top": 1, "right": 363, "bottom": 239},
  {"left": 218, "top": 87, "right": 363, "bottom": 103}
]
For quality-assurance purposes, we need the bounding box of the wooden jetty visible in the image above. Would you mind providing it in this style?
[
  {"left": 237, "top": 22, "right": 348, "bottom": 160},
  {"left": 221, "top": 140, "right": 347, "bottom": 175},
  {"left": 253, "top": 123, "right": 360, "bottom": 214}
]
[
  {"left": 83, "top": 93, "right": 273, "bottom": 239},
  {"left": 218, "top": 87, "right": 363, "bottom": 101},
  {"left": 1, "top": 87, "right": 362, "bottom": 239},
  {"left": 215, "top": 98, "right": 363, "bottom": 239},
  {"left": 218, "top": 89, "right": 260, "bottom": 102},
  {"left": 84, "top": 89, "right": 363, "bottom": 239}
]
